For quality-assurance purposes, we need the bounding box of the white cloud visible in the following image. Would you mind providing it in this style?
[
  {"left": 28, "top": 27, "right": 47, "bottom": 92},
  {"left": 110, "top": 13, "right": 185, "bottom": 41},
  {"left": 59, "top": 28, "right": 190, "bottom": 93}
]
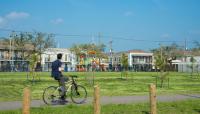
[
  {"left": 0, "top": 16, "right": 7, "bottom": 27},
  {"left": 5, "top": 11, "right": 30, "bottom": 20},
  {"left": 0, "top": 11, "right": 30, "bottom": 27},
  {"left": 124, "top": 11, "right": 133, "bottom": 16},
  {"left": 50, "top": 18, "right": 64, "bottom": 25}
]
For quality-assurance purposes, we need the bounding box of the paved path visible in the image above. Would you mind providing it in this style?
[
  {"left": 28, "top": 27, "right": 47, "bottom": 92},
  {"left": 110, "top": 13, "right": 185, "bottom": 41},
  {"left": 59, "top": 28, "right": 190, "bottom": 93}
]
[{"left": 0, "top": 94, "right": 200, "bottom": 111}]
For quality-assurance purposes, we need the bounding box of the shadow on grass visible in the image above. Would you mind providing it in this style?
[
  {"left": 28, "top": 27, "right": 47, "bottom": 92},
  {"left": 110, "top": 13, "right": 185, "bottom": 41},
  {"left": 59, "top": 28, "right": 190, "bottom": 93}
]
[
  {"left": 141, "top": 111, "right": 149, "bottom": 114},
  {"left": 194, "top": 109, "right": 200, "bottom": 113},
  {"left": 116, "top": 78, "right": 128, "bottom": 80}
]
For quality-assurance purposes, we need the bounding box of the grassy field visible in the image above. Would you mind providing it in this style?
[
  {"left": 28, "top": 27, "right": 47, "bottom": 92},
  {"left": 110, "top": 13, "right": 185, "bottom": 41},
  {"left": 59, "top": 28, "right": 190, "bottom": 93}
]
[
  {"left": 0, "top": 99, "right": 200, "bottom": 114},
  {"left": 0, "top": 72, "right": 199, "bottom": 102}
]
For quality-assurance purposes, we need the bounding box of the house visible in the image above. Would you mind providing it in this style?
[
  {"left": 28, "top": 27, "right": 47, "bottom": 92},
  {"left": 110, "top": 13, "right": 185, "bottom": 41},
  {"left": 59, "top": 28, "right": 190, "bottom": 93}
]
[
  {"left": 41, "top": 48, "right": 76, "bottom": 72},
  {"left": 128, "top": 50, "right": 153, "bottom": 71},
  {"left": 107, "top": 52, "right": 124, "bottom": 71},
  {"left": 0, "top": 40, "right": 31, "bottom": 72},
  {"left": 162, "top": 50, "right": 200, "bottom": 72}
]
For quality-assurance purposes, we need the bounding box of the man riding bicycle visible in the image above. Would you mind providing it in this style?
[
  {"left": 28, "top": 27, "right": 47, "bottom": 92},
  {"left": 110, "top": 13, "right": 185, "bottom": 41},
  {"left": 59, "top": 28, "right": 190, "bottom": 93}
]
[{"left": 51, "top": 53, "right": 68, "bottom": 103}]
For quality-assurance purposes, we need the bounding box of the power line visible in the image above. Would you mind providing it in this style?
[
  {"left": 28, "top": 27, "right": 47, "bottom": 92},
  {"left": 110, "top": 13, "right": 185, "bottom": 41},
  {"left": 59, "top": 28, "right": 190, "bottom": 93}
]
[
  {"left": 102, "top": 35, "right": 188, "bottom": 43},
  {"left": 0, "top": 28, "right": 91, "bottom": 38},
  {"left": 0, "top": 28, "right": 195, "bottom": 43}
]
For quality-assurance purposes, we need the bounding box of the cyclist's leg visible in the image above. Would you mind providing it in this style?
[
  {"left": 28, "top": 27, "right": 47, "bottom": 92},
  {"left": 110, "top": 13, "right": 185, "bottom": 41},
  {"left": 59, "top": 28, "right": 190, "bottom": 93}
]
[
  {"left": 59, "top": 76, "right": 67, "bottom": 100},
  {"left": 64, "top": 76, "right": 69, "bottom": 82}
]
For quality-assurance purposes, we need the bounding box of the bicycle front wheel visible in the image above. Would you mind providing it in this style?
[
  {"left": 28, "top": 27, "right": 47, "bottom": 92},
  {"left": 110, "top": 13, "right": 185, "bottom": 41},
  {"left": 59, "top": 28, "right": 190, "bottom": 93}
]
[
  {"left": 43, "top": 86, "right": 60, "bottom": 105},
  {"left": 71, "top": 85, "right": 87, "bottom": 104}
]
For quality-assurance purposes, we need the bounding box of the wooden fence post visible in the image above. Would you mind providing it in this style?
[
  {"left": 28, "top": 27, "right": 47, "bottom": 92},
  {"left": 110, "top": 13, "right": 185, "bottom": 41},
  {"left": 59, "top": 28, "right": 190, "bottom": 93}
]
[
  {"left": 149, "top": 84, "right": 156, "bottom": 114},
  {"left": 22, "top": 87, "right": 30, "bottom": 114},
  {"left": 94, "top": 85, "right": 100, "bottom": 114}
]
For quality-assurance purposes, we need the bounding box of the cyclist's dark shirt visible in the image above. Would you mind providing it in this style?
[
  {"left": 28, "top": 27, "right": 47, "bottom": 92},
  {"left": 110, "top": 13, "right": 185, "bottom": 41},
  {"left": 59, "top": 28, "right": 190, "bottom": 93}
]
[{"left": 51, "top": 59, "right": 62, "bottom": 79}]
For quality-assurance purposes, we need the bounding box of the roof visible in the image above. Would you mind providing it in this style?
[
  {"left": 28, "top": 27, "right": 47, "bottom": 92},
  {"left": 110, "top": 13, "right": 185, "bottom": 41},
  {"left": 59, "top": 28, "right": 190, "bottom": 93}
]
[
  {"left": 43, "top": 48, "right": 71, "bottom": 54},
  {"left": 128, "top": 50, "right": 146, "bottom": 53}
]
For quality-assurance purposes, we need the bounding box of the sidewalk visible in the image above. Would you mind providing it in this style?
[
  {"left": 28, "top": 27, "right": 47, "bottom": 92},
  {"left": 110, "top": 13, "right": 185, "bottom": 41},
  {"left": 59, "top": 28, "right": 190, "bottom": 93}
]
[{"left": 0, "top": 94, "right": 199, "bottom": 111}]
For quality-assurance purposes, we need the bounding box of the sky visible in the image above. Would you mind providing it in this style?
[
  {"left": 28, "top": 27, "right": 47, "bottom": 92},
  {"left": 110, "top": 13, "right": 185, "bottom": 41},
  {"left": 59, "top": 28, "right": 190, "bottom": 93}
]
[{"left": 0, "top": 0, "right": 200, "bottom": 52}]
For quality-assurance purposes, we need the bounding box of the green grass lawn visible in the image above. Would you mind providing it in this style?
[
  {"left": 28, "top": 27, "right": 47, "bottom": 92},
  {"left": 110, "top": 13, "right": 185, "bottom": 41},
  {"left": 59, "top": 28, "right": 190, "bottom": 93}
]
[
  {"left": 0, "top": 72, "right": 199, "bottom": 101},
  {"left": 0, "top": 99, "right": 200, "bottom": 114}
]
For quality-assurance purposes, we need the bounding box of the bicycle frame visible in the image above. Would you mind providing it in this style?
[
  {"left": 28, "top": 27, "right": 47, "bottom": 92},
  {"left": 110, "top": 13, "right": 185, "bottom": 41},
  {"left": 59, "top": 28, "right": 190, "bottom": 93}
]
[
  {"left": 43, "top": 75, "right": 87, "bottom": 105},
  {"left": 52, "top": 77, "right": 76, "bottom": 96},
  {"left": 65, "top": 80, "right": 73, "bottom": 93}
]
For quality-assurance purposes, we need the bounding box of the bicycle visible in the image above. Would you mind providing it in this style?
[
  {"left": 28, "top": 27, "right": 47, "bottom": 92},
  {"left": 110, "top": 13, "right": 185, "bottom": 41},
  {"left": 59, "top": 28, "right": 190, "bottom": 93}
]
[{"left": 43, "top": 75, "right": 87, "bottom": 105}]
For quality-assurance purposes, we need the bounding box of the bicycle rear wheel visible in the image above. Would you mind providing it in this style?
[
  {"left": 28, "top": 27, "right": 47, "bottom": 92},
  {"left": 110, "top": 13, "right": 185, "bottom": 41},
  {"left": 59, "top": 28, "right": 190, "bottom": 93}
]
[
  {"left": 43, "top": 86, "right": 60, "bottom": 105},
  {"left": 71, "top": 85, "right": 87, "bottom": 104}
]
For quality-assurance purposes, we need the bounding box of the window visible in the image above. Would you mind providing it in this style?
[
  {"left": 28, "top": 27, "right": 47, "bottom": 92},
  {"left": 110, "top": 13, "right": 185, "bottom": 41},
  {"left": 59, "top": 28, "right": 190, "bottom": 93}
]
[
  {"left": 70, "top": 55, "right": 72, "bottom": 62},
  {"left": 132, "top": 56, "right": 139, "bottom": 63},
  {"left": 110, "top": 58, "right": 112, "bottom": 62},
  {"left": 114, "top": 57, "right": 117, "bottom": 61},
  {"left": 0, "top": 51, "right": 2, "bottom": 59},
  {"left": 45, "top": 57, "right": 48, "bottom": 62},
  {"left": 139, "top": 56, "right": 145, "bottom": 63},
  {"left": 65, "top": 54, "right": 68, "bottom": 61},
  {"left": 48, "top": 55, "right": 50, "bottom": 61}
]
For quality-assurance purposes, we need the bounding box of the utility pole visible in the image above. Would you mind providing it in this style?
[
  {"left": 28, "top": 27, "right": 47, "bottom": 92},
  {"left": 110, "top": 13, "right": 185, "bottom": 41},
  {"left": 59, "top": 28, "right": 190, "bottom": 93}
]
[
  {"left": 184, "top": 38, "right": 187, "bottom": 62},
  {"left": 159, "top": 44, "right": 162, "bottom": 60},
  {"left": 91, "top": 35, "right": 96, "bottom": 45},
  {"left": 98, "top": 32, "right": 101, "bottom": 46},
  {"left": 98, "top": 33, "right": 102, "bottom": 70},
  {"left": 109, "top": 40, "right": 113, "bottom": 66}
]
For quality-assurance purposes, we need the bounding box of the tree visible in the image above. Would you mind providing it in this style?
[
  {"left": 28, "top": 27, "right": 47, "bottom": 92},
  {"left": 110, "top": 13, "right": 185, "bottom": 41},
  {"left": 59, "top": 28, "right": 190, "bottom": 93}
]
[
  {"left": 192, "top": 41, "right": 200, "bottom": 56},
  {"left": 12, "top": 32, "right": 31, "bottom": 60},
  {"left": 153, "top": 46, "right": 168, "bottom": 72},
  {"left": 3, "top": 32, "right": 55, "bottom": 72},
  {"left": 121, "top": 53, "right": 128, "bottom": 79},
  {"left": 27, "top": 52, "right": 39, "bottom": 81},
  {"left": 152, "top": 43, "right": 183, "bottom": 71},
  {"left": 70, "top": 44, "right": 82, "bottom": 63},
  {"left": 187, "top": 56, "right": 199, "bottom": 78},
  {"left": 153, "top": 46, "right": 169, "bottom": 88},
  {"left": 1, "top": 37, "right": 10, "bottom": 50},
  {"left": 30, "top": 32, "right": 55, "bottom": 67}
]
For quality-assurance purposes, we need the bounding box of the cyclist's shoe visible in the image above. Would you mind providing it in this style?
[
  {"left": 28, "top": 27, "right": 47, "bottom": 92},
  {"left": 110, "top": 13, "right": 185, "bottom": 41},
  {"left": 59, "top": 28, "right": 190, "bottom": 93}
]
[
  {"left": 59, "top": 96, "right": 68, "bottom": 105},
  {"left": 59, "top": 99, "right": 68, "bottom": 105},
  {"left": 51, "top": 100, "right": 58, "bottom": 105}
]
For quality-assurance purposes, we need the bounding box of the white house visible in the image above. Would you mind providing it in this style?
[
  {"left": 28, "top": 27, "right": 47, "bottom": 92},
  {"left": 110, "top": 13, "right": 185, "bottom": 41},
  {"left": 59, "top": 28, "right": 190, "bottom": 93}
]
[
  {"left": 128, "top": 50, "right": 153, "bottom": 71},
  {"left": 41, "top": 48, "right": 76, "bottom": 72},
  {"left": 174, "top": 56, "right": 200, "bottom": 72}
]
